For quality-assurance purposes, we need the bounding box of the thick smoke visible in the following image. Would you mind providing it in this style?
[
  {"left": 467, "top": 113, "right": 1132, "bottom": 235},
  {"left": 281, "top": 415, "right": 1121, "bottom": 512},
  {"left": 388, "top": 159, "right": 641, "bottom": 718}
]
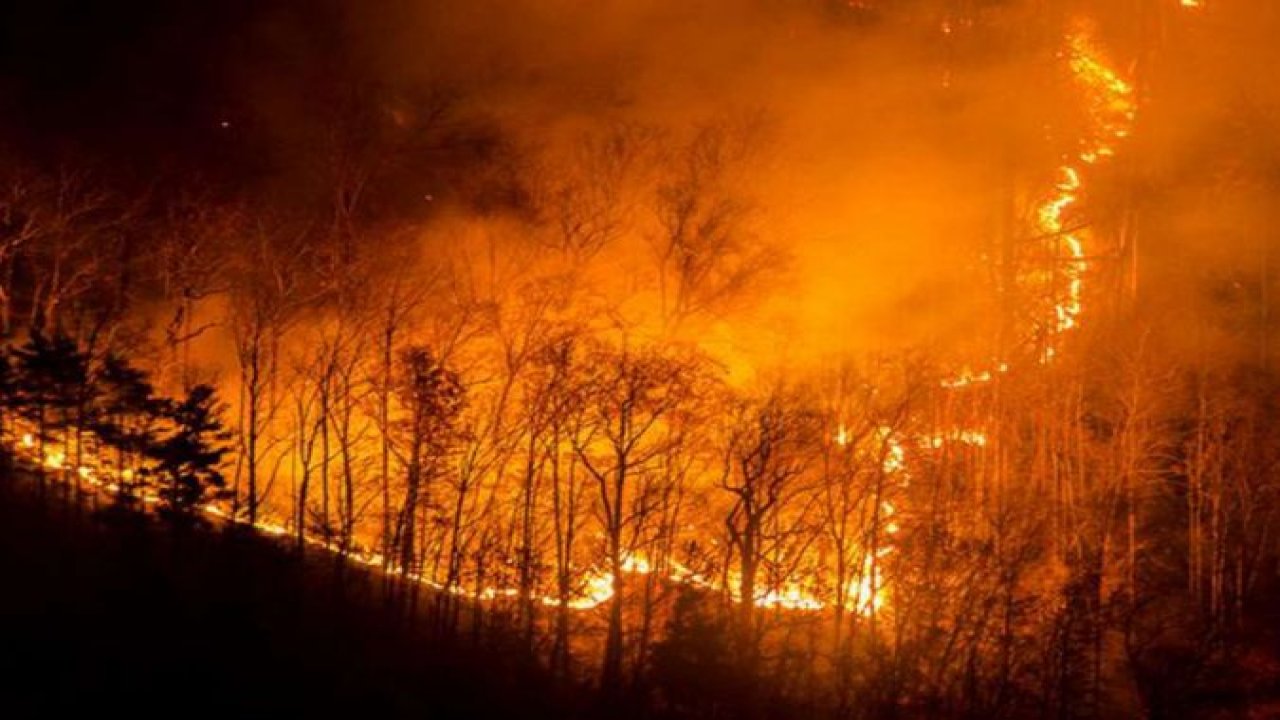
[{"left": 256, "top": 0, "right": 1085, "bottom": 375}]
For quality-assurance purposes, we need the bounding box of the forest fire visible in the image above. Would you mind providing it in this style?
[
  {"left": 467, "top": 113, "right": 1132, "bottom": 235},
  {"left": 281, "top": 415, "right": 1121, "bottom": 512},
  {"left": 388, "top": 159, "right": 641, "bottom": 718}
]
[
  {"left": 1, "top": 9, "right": 1123, "bottom": 664},
  {"left": 3, "top": 0, "right": 1277, "bottom": 718},
  {"left": 1039, "top": 26, "right": 1134, "bottom": 358}
]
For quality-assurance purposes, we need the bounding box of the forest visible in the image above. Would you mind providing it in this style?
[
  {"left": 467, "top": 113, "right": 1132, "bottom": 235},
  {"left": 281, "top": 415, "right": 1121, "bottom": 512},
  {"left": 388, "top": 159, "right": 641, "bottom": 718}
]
[{"left": 1, "top": 0, "right": 1279, "bottom": 717}]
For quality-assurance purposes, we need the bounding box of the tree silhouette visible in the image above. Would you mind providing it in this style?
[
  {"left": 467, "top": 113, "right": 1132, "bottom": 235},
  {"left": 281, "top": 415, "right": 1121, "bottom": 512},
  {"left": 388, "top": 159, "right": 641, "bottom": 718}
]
[
  {"left": 720, "top": 387, "right": 815, "bottom": 672},
  {"left": 392, "top": 346, "right": 466, "bottom": 576},
  {"left": 572, "top": 343, "right": 700, "bottom": 697},
  {"left": 651, "top": 586, "right": 743, "bottom": 718},
  {"left": 151, "top": 384, "right": 231, "bottom": 520},
  {"left": 92, "top": 353, "right": 165, "bottom": 498},
  {"left": 11, "top": 330, "right": 93, "bottom": 477}
]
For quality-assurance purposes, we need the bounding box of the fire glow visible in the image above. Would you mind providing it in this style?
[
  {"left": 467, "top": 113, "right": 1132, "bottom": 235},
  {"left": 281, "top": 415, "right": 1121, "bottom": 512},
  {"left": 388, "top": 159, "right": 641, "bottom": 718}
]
[{"left": 0, "top": 9, "right": 1143, "bottom": 628}]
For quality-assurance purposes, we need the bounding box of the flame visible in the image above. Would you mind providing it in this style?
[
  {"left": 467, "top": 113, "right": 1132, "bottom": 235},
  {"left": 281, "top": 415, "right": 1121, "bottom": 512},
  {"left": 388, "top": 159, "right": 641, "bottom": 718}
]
[
  {"left": 846, "top": 556, "right": 887, "bottom": 615},
  {"left": 835, "top": 424, "right": 850, "bottom": 447},
  {"left": 562, "top": 570, "right": 616, "bottom": 610},
  {"left": 939, "top": 26, "right": 1134, "bottom": 379},
  {"left": 1034, "top": 27, "right": 1135, "bottom": 361},
  {"left": 926, "top": 430, "right": 988, "bottom": 449},
  {"left": 940, "top": 363, "right": 1009, "bottom": 389},
  {"left": 879, "top": 426, "right": 906, "bottom": 475},
  {"left": 756, "top": 584, "right": 825, "bottom": 611},
  {"left": 43, "top": 449, "right": 65, "bottom": 470},
  {"left": 621, "top": 552, "right": 653, "bottom": 574}
]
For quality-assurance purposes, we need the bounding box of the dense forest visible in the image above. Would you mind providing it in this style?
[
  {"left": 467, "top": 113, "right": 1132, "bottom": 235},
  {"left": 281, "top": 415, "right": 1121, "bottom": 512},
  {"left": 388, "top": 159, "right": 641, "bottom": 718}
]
[{"left": 2, "top": 0, "right": 1279, "bottom": 717}]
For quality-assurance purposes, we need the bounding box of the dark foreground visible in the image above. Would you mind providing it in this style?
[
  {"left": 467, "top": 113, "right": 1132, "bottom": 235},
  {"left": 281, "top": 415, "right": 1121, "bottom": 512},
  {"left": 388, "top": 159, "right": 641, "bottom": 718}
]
[{"left": 0, "top": 472, "right": 574, "bottom": 719}]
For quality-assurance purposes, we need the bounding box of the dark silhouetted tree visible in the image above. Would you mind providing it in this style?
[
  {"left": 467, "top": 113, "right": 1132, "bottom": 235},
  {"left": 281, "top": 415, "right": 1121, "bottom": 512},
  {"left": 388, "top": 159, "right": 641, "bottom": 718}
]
[
  {"left": 152, "top": 384, "right": 231, "bottom": 520},
  {"left": 392, "top": 346, "right": 466, "bottom": 578},
  {"left": 12, "top": 330, "right": 93, "bottom": 479},
  {"left": 651, "top": 586, "right": 743, "bottom": 718},
  {"left": 92, "top": 353, "right": 165, "bottom": 499}
]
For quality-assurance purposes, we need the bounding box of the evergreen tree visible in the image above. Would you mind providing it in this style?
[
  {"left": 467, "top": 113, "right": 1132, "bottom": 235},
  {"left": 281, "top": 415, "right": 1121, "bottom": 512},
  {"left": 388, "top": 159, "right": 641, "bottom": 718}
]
[
  {"left": 92, "top": 353, "right": 165, "bottom": 498},
  {"left": 11, "top": 331, "right": 93, "bottom": 475},
  {"left": 151, "top": 384, "right": 230, "bottom": 520}
]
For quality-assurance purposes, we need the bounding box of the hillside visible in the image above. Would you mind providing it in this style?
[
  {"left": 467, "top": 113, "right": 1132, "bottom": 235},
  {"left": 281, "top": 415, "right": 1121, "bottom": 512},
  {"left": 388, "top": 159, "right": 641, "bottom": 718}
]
[{"left": 0, "top": 471, "right": 575, "bottom": 718}]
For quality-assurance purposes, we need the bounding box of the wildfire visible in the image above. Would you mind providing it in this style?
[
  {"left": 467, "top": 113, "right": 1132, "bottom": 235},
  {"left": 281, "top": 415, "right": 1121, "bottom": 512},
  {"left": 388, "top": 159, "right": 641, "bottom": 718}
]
[
  {"left": 880, "top": 427, "right": 906, "bottom": 475},
  {"left": 0, "top": 12, "right": 1153, "bottom": 640},
  {"left": 937, "top": 25, "right": 1134, "bottom": 378},
  {"left": 621, "top": 553, "right": 653, "bottom": 574},
  {"left": 940, "top": 363, "right": 1009, "bottom": 389},
  {"left": 1036, "top": 26, "right": 1135, "bottom": 361},
  {"left": 43, "top": 449, "right": 65, "bottom": 470},
  {"left": 925, "top": 430, "right": 988, "bottom": 449},
  {"left": 757, "top": 585, "right": 826, "bottom": 611},
  {"left": 835, "top": 424, "right": 850, "bottom": 446}
]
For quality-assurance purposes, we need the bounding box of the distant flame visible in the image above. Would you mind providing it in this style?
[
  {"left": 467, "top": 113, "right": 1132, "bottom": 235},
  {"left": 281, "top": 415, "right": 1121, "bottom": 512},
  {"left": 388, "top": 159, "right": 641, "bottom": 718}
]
[{"left": 1034, "top": 27, "right": 1135, "bottom": 361}]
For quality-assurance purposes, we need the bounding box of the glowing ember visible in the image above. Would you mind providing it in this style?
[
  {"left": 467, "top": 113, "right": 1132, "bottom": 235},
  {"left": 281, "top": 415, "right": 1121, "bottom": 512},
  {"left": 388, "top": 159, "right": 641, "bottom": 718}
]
[
  {"left": 835, "top": 424, "right": 851, "bottom": 447},
  {"left": 941, "top": 363, "right": 1009, "bottom": 389},
  {"left": 621, "top": 553, "right": 653, "bottom": 574},
  {"left": 44, "top": 450, "right": 65, "bottom": 470},
  {"left": 757, "top": 585, "right": 825, "bottom": 611}
]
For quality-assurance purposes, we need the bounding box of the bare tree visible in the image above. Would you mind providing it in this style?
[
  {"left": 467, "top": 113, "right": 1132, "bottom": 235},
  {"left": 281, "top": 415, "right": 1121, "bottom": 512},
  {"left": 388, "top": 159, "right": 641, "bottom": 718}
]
[
  {"left": 572, "top": 341, "right": 702, "bottom": 696},
  {"left": 390, "top": 346, "right": 465, "bottom": 580},
  {"left": 719, "top": 385, "right": 817, "bottom": 675},
  {"left": 227, "top": 221, "right": 310, "bottom": 526},
  {"left": 651, "top": 119, "right": 781, "bottom": 331}
]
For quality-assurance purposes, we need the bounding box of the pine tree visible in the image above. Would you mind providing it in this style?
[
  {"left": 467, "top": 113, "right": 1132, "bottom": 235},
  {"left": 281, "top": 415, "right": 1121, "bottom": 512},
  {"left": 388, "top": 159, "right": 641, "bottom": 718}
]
[
  {"left": 151, "top": 384, "right": 231, "bottom": 521},
  {"left": 92, "top": 353, "right": 165, "bottom": 499},
  {"left": 11, "top": 331, "right": 93, "bottom": 477}
]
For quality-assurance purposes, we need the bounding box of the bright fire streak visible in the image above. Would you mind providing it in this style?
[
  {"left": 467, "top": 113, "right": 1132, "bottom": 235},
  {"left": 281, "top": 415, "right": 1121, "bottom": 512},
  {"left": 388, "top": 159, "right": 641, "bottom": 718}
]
[
  {"left": 835, "top": 424, "right": 850, "bottom": 447},
  {"left": 5, "top": 409, "right": 886, "bottom": 620},
  {"left": 926, "top": 430, "right": 988, "bottom": 449},
  {"left": 940, "top": 363, "right": 1009, "bottom": 389},
  {"left": 838, "top": 554, "right": 889, "bottom": 616},
  {"left": 1034, "top": 27, "right": 1135, "bottom": 361},
  {"left": 757, "top": 585, "right": 825, "bottom": 611},
  {"left": 44, "top": 450, "right": 65, "bottom": 470},
  {"left": 621, "top": 552, "right": 653, "bottom": 574},
  {"left": 562, "top": 571, "right": 616, "bottom": 610},
  {"left": 879, "top": 427, "right": 906, "bottom": 475}
]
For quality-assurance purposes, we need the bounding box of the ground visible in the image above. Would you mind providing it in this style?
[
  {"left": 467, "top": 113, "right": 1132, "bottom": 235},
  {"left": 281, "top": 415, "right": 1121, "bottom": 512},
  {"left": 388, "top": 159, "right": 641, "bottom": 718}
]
[{"left": 0, "top": 469, "right": 573, "bottom": 718}]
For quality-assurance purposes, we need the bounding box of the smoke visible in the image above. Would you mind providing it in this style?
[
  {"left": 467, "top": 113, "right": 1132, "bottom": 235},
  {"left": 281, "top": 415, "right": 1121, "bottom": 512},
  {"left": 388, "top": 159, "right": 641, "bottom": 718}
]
[
  {"left": 14, "top": 0, "right": 1277, "bottom": 374},
  {"left": 1125, "top": 2, "right": 1280, "bottom": 364},
  {"left": 288, "top": 0, "right": 1078, "bottom": 375}
]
